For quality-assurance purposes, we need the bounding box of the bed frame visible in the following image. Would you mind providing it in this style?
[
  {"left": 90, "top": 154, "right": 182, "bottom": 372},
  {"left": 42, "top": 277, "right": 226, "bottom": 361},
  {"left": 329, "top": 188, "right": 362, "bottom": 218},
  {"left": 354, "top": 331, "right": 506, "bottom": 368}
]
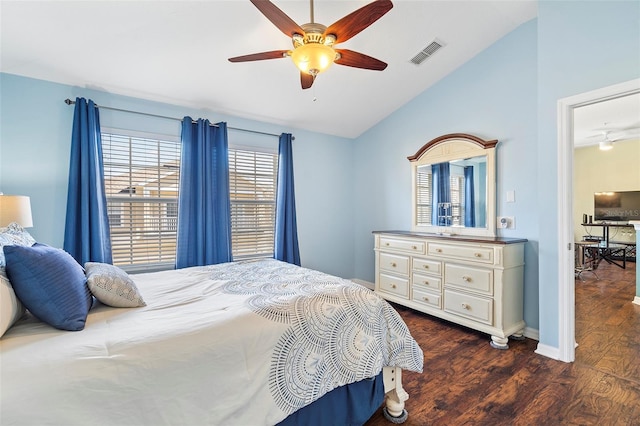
[{"left": 382, "top": 366, "right": 410, "bottom": 423}]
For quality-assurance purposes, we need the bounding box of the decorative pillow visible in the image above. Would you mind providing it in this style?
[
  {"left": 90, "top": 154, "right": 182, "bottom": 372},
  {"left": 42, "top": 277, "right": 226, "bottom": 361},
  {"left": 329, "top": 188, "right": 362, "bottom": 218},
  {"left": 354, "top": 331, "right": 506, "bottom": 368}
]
[
  {"left": 4, "top": 243, "right": 92, "bottom": 331},
  {"left": 85, "top": 262, "right": 146, "bottom": 308},
  {"left": 0, "top": 222, "right": 36, "bottom": 268},
  {"left": 0, "top": 269, "right": 26, "bottom": 337}
]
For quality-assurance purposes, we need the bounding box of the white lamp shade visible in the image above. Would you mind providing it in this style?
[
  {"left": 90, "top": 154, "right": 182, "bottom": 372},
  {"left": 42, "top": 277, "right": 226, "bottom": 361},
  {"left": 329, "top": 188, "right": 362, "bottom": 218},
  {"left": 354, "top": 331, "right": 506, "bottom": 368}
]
[{"left": 0, "top": 195, "right": 33, "bottom": 228}]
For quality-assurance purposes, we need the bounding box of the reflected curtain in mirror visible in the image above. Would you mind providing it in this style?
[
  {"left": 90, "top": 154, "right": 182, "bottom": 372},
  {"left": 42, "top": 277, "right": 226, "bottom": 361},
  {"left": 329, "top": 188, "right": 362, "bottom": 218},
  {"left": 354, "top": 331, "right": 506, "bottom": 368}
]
[
  {"left": 464, "top": 166, "right": 475, "bottom": 227},
  {"left": 431, "top": 162, "right": 451, "bottom": 226}
]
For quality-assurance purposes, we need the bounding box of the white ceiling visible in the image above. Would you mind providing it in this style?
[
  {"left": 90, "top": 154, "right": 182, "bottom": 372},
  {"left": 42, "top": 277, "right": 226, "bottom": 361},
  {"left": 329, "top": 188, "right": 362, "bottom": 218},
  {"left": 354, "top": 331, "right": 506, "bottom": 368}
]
[
  {"left": 573, "top": 92, "right": 640, "bottom": 148},
  {"left": 1, "top": 0, "right": 538, "bottom": 139}
]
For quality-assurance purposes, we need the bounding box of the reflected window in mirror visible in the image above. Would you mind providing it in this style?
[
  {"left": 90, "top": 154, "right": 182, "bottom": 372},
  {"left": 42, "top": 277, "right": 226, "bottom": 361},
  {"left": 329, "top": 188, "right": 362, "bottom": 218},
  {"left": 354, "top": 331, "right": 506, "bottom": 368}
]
[
  {"left": 416, "top": 156, "right": 487, "bottom": 228},
  {"left": 409, "top": 133, "right": 497, "bottom": 237}
]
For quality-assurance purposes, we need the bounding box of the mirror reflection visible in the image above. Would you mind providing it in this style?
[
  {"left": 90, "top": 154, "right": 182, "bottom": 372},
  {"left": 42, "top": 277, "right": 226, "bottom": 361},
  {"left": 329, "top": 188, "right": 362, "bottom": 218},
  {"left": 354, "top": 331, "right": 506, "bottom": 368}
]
[{"left": 416, "top": 155, "right": 487, "bottom": 228}]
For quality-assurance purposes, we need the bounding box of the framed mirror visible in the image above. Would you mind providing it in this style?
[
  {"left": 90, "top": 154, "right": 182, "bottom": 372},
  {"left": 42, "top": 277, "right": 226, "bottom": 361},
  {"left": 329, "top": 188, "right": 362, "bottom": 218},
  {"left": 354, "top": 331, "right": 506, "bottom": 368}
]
[{"left": 409, "top": 133, "right": 497, "bottom": 237}]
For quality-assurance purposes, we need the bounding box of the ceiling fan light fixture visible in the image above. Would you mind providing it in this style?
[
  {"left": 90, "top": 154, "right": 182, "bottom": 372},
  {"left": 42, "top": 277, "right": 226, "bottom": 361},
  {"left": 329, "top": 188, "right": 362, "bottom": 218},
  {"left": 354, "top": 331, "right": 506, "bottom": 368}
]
[
  {"left": 290, "top": 43, "right": 336, "bottom": 75},
  {"left": 599, "top": 140, "right": 613, "bottom": 151}
]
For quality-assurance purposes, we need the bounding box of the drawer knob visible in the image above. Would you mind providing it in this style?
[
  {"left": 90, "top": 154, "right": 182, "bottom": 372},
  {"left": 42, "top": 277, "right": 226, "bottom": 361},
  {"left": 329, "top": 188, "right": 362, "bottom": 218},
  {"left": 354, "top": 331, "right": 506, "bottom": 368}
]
[
  {"left": 391, "top": 262, "right": 397, "bottom": 267},
  {"left": 423, "top": 296, "right": 429, "bottom": 302},
  {"left": 391, "top": 284, "right": 397, "bottom": 289},
  {"left": 412, "top": 245, "right": 417, "bottom": 250},
  {"left": 474, "top": 253, "right": 482, "bottom": 258},
  {"left": 423, "top": 280, "right": 429, "bottom": 285},
  {"left": 436, "top": 248, "right": 442, "bottom": 253},
  {"left": 385, "top": 242, "right": 390, "bottom": 246},
  {"left": 462, "top": 276, "right": 471, "bottom": 282},
  {"left": 423, "top": 265, "right": 429, "bottom": 269},
  {"left": 461, "top": 303, "right": 470, "bottom": 310}
]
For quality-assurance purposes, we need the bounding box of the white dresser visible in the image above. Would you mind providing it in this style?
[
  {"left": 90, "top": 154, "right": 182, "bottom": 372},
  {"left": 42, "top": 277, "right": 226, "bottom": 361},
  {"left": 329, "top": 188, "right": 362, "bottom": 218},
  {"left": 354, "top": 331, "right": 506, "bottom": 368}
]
[{"left": 374, "top": 231, "right": 526, "bottom": 349}]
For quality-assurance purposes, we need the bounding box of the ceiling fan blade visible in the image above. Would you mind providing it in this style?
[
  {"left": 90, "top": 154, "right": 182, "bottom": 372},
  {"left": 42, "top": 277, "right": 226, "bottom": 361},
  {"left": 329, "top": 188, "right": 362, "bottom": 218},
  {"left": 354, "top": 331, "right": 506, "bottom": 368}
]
[
  {"left": 250, "top": 0, "right": 304, "bottom": 37},
  {"left": 335, "top": 49, "right": 387, "bottom": 71},
  {"left": 300, "top": 72, "right": 314, "bottom": 90},
  {"left": 325, "top": 0, "right": 393, "bottom": 44},
  {"left": 228, "top": 50, "right": 289, "bottom": 62}
]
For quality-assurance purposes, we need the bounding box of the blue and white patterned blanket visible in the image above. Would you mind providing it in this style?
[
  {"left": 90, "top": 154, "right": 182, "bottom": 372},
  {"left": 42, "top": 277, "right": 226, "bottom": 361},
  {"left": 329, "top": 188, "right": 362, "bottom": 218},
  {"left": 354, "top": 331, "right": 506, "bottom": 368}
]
[
  {"left": 212, "top": 259, "right": 424, "bottom": 415},
  {"left": 0, "top": 259, "right": 423, "bottom": 426}
]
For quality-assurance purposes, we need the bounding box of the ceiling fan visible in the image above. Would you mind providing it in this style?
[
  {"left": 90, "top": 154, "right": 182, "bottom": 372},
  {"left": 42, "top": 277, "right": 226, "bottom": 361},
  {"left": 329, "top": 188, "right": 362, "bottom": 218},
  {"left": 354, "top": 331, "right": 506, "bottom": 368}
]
[
  {"left": 578, "top": 124, "right": 640, "bottom": 150},
  {"left": 228, "top": 0, "right": 393, "bottom": 89}
]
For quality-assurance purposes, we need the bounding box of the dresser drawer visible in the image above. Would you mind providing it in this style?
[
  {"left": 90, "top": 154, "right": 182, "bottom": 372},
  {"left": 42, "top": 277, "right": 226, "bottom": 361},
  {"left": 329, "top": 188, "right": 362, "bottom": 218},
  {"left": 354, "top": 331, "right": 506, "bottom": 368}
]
[
  {"left": 444, "top": 289, "right": 493, "bottom": 325},
  {"left": 379, "top": 237, "right": 425, "bottom": 254},
  {"left": 412, "top": 272, "right": 442, "bottom": 292},
  {"left": 379, "top": 273, "right": 409, "bottom": 298},
  {"left": 413, "top": 287, "right": 441, "bottom": 309},
  {"left": 379, "top": 252, "right": 409, "bottom": 275},
  {"left": 412, "top": 258, "right": 441, "bottom": 275},
  {"left": 428, "top": 243, "right": 494, "bottom": 264},
  {"left": 445, "top": 264, "right": 493, "bottom": 295}
]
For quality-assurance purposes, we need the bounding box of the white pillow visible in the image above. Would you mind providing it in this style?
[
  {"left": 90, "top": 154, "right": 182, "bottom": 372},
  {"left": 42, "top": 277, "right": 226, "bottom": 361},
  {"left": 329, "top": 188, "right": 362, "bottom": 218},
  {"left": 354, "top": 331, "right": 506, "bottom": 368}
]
[
  {"left": 85, "top": 262, "right": 146, "bottom": 308},
  {"left": 0, "top": 222, "right": 36, "bottom": 268},
  {"left": 0, "top": 269, "right": 26, "bottom": 337}
]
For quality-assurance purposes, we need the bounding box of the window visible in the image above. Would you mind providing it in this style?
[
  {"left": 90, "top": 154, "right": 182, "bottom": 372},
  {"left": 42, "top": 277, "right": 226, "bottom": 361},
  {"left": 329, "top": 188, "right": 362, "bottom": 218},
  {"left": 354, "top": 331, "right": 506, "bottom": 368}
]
[
  {"left": 229, "top": 147, "right": 278, "bottom": 260},
  {"left": 415, "top": 165, "right": 466, "bottom": 226},
  {"left": 102, "top": 131, "right": 181, "bottom": 270},
  {"left": 449, "top": 173, "right": 465, "bottom": 226},
  {"left": 102, "top": 131, "right": 278, "bottom": 269},
  {"left": 415, "top": 165, "right": 432, "bottom": 225}
]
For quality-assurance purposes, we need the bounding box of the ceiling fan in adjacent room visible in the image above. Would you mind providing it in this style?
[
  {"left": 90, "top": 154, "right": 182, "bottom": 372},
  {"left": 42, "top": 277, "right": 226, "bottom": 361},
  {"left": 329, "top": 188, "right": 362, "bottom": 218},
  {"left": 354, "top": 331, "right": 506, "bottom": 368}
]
[
  {"left": 228, "top": 0, "right": 393, "bottom": 89},
  {"left": 577, "top": 125, "right": 640, "bottom": 150}
]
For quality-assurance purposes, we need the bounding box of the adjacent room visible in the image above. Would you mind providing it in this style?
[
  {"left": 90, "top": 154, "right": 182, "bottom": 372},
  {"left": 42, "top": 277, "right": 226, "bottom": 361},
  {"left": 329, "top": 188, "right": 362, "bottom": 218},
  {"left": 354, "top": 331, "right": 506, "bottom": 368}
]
[{"left": 1, "top": 0, "right": 639, "bottom": 424}]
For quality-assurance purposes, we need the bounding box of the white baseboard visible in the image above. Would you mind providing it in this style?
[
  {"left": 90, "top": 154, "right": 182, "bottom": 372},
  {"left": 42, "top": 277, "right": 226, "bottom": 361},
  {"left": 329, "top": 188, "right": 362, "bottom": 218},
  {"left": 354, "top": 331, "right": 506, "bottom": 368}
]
[
  {"left": 523, "top": 326, "right": 539, "bottom": 341},
  {"left": 535, "top": 342, "right": 561, "bottom": 360},
  {"left": 351, "top": 278, "right": 375, "bottom": 291}
]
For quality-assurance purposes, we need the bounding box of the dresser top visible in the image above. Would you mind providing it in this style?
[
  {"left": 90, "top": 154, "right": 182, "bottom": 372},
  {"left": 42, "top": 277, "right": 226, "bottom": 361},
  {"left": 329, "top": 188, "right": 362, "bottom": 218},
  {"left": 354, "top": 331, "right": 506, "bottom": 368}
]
[{"left": 373, "top": 230, "right": 528, "bottom": 245}]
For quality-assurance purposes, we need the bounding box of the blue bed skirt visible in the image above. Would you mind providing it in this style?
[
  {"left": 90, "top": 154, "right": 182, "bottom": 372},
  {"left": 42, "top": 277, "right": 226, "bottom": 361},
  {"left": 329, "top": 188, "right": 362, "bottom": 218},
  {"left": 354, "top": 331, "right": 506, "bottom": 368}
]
[{"left": 277, "top": 373, "right": 385, "bottom": 426}]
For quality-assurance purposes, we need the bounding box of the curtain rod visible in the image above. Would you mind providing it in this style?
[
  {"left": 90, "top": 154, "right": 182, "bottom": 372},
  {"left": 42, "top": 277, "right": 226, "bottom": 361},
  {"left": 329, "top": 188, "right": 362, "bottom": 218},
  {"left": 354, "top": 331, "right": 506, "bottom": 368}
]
[{"left": 63, "top": 99, "right": 293, "bottom": 140}]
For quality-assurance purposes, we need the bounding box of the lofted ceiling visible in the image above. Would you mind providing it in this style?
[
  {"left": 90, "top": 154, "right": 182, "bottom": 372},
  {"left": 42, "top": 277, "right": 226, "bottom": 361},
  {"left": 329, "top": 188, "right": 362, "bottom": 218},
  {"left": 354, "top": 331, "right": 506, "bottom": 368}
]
[{"left": 1, "top": 0, "right": 538, "bottom": 139}]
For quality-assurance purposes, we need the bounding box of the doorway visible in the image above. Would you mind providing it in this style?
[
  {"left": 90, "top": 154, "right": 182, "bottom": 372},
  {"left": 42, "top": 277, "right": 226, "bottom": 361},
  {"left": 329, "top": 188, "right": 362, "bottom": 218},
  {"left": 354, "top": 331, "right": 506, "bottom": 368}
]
[{"left": 557, "top": 78, "right": 640, "bottom": 363}]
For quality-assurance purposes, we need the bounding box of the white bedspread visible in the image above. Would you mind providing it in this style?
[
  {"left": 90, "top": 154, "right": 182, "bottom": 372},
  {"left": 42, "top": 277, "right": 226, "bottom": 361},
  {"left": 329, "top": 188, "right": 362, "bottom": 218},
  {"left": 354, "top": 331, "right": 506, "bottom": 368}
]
[{"left": 0, "top": 259, "right": 423, "bottom": 425}]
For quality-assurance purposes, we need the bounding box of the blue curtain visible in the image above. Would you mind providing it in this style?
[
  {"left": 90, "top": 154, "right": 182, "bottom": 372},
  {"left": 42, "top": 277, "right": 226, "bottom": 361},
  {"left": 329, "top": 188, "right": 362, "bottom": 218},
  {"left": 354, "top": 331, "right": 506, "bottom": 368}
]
[
  {"left": 63, "top": 97, "right": 112, "bottom": 265},
  {"left": 464, "top": 166, "right": 476, "bottom": 227},
  {"left": 274, "top": 133, "right": 300, "bottom": 265},
  {"left": 176, "top": 118, "right": 232, "bottom": 268},
  {"left": 431, "top": 162, "right": 450, "bottom": 226}
]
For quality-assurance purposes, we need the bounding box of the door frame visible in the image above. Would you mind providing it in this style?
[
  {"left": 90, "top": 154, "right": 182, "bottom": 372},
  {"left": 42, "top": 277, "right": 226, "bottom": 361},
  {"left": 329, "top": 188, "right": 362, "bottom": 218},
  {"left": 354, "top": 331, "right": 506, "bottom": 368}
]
[{"left": 556, "top": 78, "right": 640, "bottom": 363}]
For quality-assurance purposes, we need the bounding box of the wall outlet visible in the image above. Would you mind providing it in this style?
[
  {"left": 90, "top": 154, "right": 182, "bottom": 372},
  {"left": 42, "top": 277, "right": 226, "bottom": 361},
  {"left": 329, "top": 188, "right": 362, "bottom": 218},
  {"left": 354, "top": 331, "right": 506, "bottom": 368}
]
[{"left": 497, "top": 216, "right": 515, "bottom": 229}]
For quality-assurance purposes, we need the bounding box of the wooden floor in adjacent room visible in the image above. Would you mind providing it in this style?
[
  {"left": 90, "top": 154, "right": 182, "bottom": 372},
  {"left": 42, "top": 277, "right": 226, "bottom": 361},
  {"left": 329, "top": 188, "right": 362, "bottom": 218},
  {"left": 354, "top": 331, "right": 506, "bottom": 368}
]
[{"left": 365, "top": 260, "right": 640, "bottom": 426}]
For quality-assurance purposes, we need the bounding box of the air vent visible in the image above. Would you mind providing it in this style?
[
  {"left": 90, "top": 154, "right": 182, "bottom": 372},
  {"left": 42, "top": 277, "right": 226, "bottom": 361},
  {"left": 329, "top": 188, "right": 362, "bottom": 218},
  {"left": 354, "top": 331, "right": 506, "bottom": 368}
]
[{"left": 410, "top": 39, "right": 445, "bottom": 65}]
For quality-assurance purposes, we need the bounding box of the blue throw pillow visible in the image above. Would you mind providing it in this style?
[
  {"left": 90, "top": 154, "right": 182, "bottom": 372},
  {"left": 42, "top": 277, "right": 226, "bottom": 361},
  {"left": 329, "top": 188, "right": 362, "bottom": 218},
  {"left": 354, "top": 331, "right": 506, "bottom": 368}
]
[{"left": 4, "top": 243, "right": 92, "bottom": 331}]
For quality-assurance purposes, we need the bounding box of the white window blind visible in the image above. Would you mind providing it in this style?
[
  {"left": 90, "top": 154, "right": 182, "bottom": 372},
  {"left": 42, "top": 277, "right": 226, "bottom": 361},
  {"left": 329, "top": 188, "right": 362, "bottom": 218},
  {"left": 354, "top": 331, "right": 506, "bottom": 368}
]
[
  {"left": 229, "top": 148, "right": 278, "bottom": 260},
  {"left": 416, "top": 166, "right": 467, "bottom": 226},
  {"left": 450, "top": 174, "right": 464, "bottom": 226},
  {"left": 102, "top": 132, "right": 181, "bottom": 270},
  {"left": 415, "top": 165, "right": 432, "bottom": 225}
]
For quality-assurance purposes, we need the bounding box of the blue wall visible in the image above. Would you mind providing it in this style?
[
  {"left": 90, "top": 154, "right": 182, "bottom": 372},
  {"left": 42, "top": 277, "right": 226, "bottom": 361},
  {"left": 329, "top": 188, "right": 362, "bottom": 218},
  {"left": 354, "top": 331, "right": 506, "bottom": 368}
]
[
  {"left": 0, "top": 73, "right": 355, "bottom": 279},
  {"left": 1, "top": 0, "right": 638, "bottom": 354},
  {"left": 352, "top": 19, "right": 540, "bottom": 330},
  {"left": 536, "top": 0, "right": 640, "bottom": 348},
  {"left": 351, "top": 0, "right": 639, "bottom": 347}
]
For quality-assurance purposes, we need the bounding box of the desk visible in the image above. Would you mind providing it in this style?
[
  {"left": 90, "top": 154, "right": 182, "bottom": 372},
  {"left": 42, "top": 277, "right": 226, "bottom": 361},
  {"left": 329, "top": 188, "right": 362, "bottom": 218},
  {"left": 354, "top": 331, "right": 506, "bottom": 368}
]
[
  {"left": 582, "top": 222, "right": 634, "bottom": 245},
  {"left": 582, "top": 223, "right": 635, "bottom": 269}
]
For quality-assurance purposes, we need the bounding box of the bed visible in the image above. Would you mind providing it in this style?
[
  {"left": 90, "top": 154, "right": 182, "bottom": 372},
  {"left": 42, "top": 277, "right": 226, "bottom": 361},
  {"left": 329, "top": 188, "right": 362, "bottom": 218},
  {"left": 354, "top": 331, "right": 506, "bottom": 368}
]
[{"left": 0, "top": 254, "right": 423, "bottom": 425}]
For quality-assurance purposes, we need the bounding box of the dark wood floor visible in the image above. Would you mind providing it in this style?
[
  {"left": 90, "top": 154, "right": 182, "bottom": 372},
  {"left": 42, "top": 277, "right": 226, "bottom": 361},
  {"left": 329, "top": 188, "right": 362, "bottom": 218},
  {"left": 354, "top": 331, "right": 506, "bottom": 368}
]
[{"left": 365, "top": 261, "right": 640, "bottom": 426}]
